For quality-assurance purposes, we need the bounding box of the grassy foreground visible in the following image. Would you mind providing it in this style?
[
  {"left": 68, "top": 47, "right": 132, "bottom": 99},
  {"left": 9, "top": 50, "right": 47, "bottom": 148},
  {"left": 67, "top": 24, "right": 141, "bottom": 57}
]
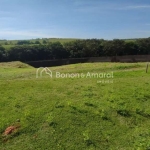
[{"left": 0, "top": 62, "right": 150, "bottom": 150}]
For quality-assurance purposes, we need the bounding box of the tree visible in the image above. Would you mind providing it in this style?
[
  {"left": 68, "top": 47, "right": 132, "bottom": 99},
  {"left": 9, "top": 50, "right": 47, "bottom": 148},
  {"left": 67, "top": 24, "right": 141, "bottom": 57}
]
[
  {"left": 5, "top": 42, "right": 8, "bottom": 45},
  {"left": 83, "top": 39, "right": 103, "bottom": 57},
  {"left": 63, "top": 40, "right": 85, "bottom": 58},
  {"left": 136, "top": 38, "right": 150, "bottom": 55},
  {"left": 42, "top": 40, "right": 47, "bottom": 44},
  {"left": 51, "top": 42, "right": 69, "bottom": 59},
  {"left": 103, "top": 39, "right": 125, "bottom": 56},
  {"left": 124, "top": 41, "right": 139, "bottom": 55},
  {"left": 17, "top": 40, "right": 31, "bottom": 45},
  {"left": 35, "top": 40, "right": 40, "bottom": 44},
  {"left": 0, "top": 46, "right": 6, "bottom": 61}
]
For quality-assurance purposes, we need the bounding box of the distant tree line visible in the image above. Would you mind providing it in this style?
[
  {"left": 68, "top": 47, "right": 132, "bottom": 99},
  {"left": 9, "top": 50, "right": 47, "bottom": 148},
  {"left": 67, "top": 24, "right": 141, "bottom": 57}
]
[{"left": 0, "top": 38, "right": 150, "bottom": 62}]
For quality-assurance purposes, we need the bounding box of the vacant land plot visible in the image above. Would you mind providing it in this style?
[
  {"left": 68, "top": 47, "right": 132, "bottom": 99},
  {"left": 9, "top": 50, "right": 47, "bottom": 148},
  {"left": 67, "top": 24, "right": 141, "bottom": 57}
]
[{"left": 0, "top": 62, "right": 150, "bottom": 150}]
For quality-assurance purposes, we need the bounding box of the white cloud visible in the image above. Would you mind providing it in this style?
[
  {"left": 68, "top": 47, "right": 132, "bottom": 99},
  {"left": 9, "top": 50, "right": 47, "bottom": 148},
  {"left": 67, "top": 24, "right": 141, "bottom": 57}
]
[
  {"left": 0, "top": 29, "right": 54, "bottom": 39},
  {"left": 74, "top": 4, "right": 115, "bottom": 14},
  {"left": 127, "top": 5, "right": 150, "bottom": 9},
  {"left": 118, "top": 5, "right": 150, "bottom": 10}
]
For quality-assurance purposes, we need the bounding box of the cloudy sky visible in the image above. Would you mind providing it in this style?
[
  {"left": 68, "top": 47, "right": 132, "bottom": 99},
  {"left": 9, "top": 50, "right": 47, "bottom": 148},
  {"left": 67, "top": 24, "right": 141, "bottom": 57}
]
[{"left": 0, "top": 0, "right": 150, "bottom": 40}]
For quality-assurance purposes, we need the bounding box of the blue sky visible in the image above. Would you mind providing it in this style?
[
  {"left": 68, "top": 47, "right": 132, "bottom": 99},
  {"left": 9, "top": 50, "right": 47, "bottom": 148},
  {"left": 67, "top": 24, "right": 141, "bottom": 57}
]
[{"left": 0, "top": 0, "right": 150, "bottom": 40}]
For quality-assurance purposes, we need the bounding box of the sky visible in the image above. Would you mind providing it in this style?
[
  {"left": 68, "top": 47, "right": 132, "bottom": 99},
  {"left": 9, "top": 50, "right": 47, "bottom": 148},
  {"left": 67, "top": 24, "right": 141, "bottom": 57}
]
[{"left": 0, "top": 0, "right": 150, "bottom": 40}]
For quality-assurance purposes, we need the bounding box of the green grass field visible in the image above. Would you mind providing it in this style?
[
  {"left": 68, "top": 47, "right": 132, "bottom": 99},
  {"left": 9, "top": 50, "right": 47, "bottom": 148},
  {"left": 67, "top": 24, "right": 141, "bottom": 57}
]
[
  {"left": 0, "top": 62, "right": 150, "bottom": 150},
  {"left": 0, "top": 38, "right": 137, "bottom": 50},
  {"left": 0, "top": 38, "right": 78, "bottom": 50}
]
